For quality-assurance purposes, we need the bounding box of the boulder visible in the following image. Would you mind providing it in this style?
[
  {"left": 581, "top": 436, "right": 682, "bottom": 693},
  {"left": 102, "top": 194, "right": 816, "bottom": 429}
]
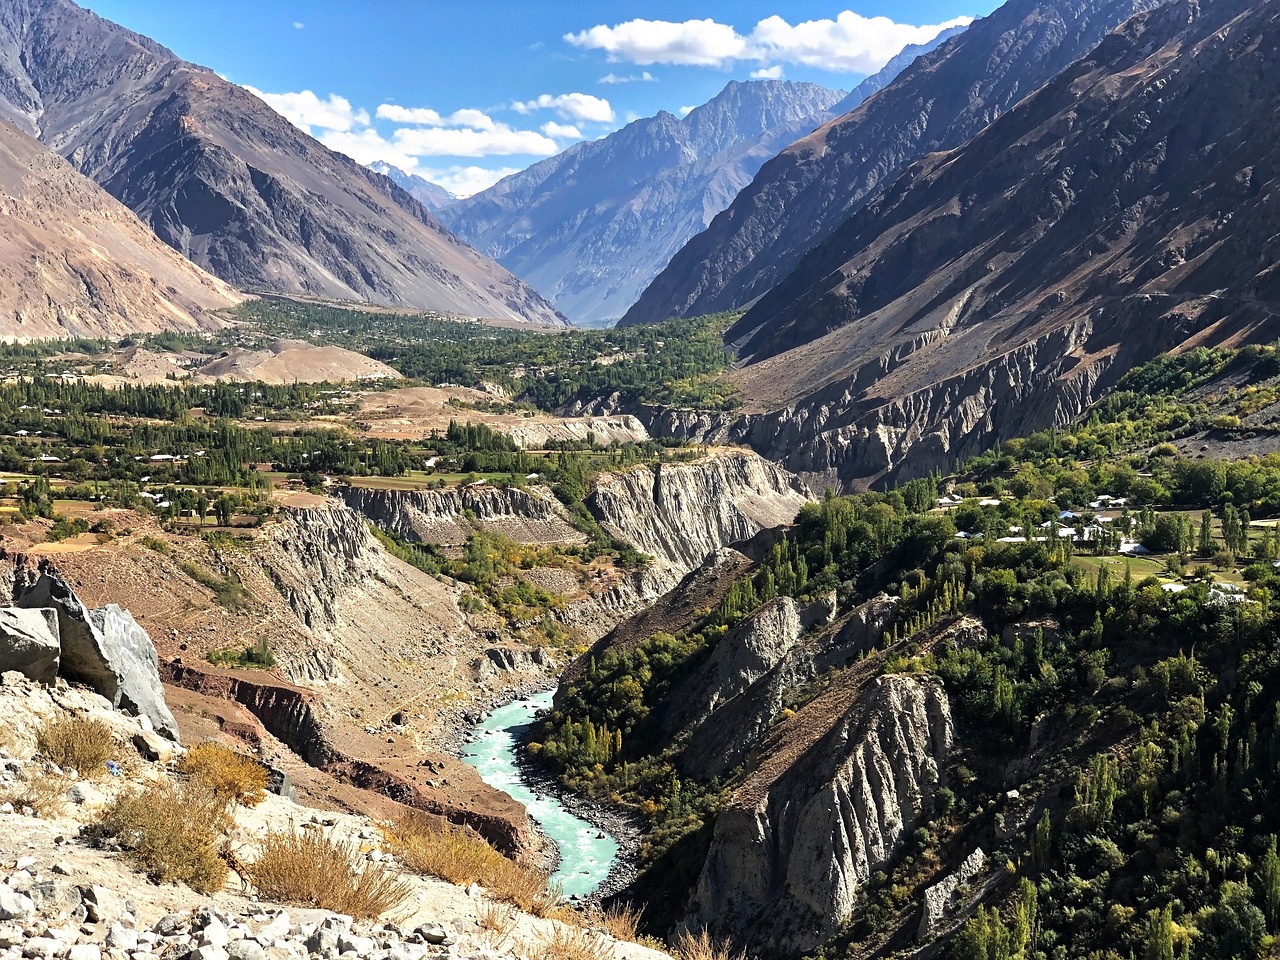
[
  {"left": 14, "top": 572, "right": 179, "bottom": 741},
  {"left": 0, "top": 607, "right": 60, "bottom": 683}
]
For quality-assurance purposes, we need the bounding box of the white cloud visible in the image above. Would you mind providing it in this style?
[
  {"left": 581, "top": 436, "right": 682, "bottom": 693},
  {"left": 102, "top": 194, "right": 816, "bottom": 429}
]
[
  {"left": 750, "top": 65, "right": 784, "bottom": 79},
  {"left": 566, "top": 11, "right": 974, "bottom": 74},
  {"left": 599, "top": 71, "right": 657, "bottom": 84},
  {"left": 376, "top": 104, "right": 444, "bottom": 125},
  {"left": 392, "top": 125, "right": 559, "bottom": 158},
  {"left": 677, "top": 106, "right": 695, "bottom": 118},
  {"left": 540, "top": 121, "right": 584, "bottom": 140},
  {"left": 292, "top": 20, "right": 304, "bottom": 29},
  {"left": 422, "top": 165, "right": 522, "bottom": 198},
  {"left": 567, "top": 19, "right": 747, "bottom": 66},
  {"left": 511, "top": 92, "right": 615, "bottom": 124},
  {"left": 245, "top": 87, "right": 369, "bottom": 132}
]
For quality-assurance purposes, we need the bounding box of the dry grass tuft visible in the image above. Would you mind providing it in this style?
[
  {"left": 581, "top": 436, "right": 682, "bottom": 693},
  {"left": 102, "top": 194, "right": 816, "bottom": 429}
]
[
  {"left": 179, "top": 741, "right": 268, "bottom": 806},
  {"left": 592, "top": 901, "right": 645, "bottom": 943},
  {"left": 673, "top": 929, "right": 748, "bottom": 960},
  {"left": 0, "top": 775, "right": 68, "bottom": 818},
  {"left": 88, "top": 780, "right": 232, "bottom": 893},
  {"left": 528, "top": 925, "right": 617, "bottom": 960},
  {"left": 386, "top": 811, "right": 564, "bottom": 917},
  {"left": 476, "top": 901, "right": 518, "bottom": 949},
  {"left": 36, "top": 715, "right": 115, "bottom": 777},
  {"left": 249, "top": 828, "right": 415, "bottom": 921}
]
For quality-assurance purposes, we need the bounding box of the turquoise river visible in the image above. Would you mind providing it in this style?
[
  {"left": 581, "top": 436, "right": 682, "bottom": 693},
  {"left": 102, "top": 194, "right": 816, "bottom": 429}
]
[{"left": 460, "top": 689, "right": 619, "bottom": 899}]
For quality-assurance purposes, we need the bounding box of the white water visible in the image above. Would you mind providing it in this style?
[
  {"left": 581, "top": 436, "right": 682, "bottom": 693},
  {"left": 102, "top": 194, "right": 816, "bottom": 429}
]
[{"left": 460, "top": 690, "right": 619, "bottom": 899}]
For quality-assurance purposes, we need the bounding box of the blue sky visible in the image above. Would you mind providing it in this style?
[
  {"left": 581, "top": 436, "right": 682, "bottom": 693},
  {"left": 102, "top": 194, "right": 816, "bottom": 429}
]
[{"left": 82, "top": 0, "right": 998, "bottom": 196}]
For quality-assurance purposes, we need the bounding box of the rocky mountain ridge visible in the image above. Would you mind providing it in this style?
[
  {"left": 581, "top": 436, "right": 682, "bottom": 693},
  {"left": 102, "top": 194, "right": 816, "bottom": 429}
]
[
  {"left": 367, "top": 162, "right": 456, "bottom": 212},
  {"left": 438, "top": 80, "right": 845, "bottom": 325},
  {"left": 621, "top": 0, "right": 1166, "bottom": 327},
  {"left": 0, "top": 118, "right": 242, "bottom": 339},
  {"left": 0, "top": 0, "right": 563, "bottom": 324}
]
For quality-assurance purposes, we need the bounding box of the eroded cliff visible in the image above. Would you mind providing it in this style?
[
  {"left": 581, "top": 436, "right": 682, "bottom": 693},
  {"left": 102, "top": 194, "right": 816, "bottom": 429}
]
[{"left": 686, "top": 674, "right": 953, "bottom": 953}]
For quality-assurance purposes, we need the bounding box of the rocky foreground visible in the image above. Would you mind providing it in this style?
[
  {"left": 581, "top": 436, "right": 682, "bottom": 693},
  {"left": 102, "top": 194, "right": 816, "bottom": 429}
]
[{"left": 0, "top": 669, "right": 669, "bottom": 960}]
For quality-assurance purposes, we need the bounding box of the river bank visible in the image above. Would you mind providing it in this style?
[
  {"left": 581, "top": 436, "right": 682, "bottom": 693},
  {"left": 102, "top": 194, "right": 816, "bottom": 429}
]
[{"left": 460, "top": 690, "right": 642, "bottom": 901}]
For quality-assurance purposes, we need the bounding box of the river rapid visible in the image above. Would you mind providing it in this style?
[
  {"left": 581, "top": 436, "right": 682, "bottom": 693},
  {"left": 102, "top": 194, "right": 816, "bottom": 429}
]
[{"left": 460, "top": 689, "right": 620, "bottom": 899}]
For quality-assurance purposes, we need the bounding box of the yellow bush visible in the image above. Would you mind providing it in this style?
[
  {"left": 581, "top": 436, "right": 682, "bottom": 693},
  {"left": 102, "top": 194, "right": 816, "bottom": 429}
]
[
  {"left": 385, "top": 812, "right": 562, "bottom": 917},
  {"left": 179, "top": 741, "right": 268, "bottom": 806},
  {"left": 673, "top": 929, "right": 747, "bottom": 960},
  {"left": 90, "top": 780, "right": 231, "bottom": 893},
  {"left": 249, "top": 829, "right": 414, "bottom": 921},
  {"left": 36, "top": 715, "right": 115, "bottom": 777},
  {"left": 529, "top": 926, "right": 617, "bottom": 960}
]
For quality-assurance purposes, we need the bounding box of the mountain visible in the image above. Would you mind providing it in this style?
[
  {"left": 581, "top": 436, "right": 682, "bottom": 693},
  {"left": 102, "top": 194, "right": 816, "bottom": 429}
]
[
  {"left": 643, "top": 0, "right": 1280, "bottom": 491},
  {"left": 0, "top": 119, "right": 242, "bottom": 339},
  {"left": 826, "top": 24, "right": 968, "bottom": 116},
  {"left": 0, "top": 0, "right": 564, "bottom": 326},
  {"left": 367, "top": 161, "right": 456, "bottom": 212},
  {"left": 620, "top": 0, "right": 1167, "bottom": 327},
  {"left": 437, "top": 80, "right": 846, "bottom": 326}
]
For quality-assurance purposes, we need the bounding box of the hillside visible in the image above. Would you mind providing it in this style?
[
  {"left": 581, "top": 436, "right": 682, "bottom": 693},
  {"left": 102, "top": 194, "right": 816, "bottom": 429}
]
[
  {"left": 536, "top": 339, "right": 1280, "bottom": 957},
  {"left": 620, "top": 0, "right": 1164, "bottom": 327},
  {"left": 0, "top": 0, "right": 564, "bottom": 325},
  {"left": 701, "top": 0, "right": 1280, "bottom": 490},
  {"left": 0, "top": 119, "right": 242, "bottom": 339},
  {"left": 438, "top": 81, "right": 845, "bottom": 326}
]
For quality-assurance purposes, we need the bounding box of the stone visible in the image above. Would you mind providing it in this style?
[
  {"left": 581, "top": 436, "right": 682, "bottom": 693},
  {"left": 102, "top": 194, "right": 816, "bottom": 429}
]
[
  {"left": 66, "top": 782, "right": 106, "bottom": 807},
  {"left": 66, "top": 946, "right": 101, "bottom": 960},
  {"left": 228, "top": 942, "right": 266, "bottom": 960},
  {"left": 20, "top": 937, "right": 60, "bottom": 958},
  {"left": 27, "top": 880, "right": 81, "bottom": 920},
  {"left": 415, "top": 924, "right": 447, "bottom": 945},
  {"left": 131, "top": 731, "right": 174, "bottom": 763},
  {"left": 337, "top": 935, "right": 374, "bottom": 955},
  {"left": 189, "top": 947, "right": 229, "bottom": 960},
  {"left": 80, "top": 887, "right": 125, "bottom": 926},
  {"left": 0, "top": 890, "right": 35, "bottom": 922},
  {"left": 256, "top": 914, "right": 289, "bottom": 943},
  {"left": 104, "top": 922, "right": 137, "bottom": 951},
  {"left": 0, "top": 608, "right": 60, "bottom": 685},
  {"left": 200, "top": 919, "right": 229, "bottom": 947},
  {"left": 13, "top": 571, "right": 179, "bottom": 741}
]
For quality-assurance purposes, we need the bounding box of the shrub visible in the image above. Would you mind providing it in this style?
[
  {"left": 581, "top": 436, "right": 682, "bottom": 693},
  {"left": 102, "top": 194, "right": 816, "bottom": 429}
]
[
  {"left": 594, "top": 902, "right": 645, "bottom": 943},
  {"left": 0, "top": 774, "right": 68, "bottom": 818},
  {"left": 249, "top": 829, "right": 414, "bottom": 920},
  {"left": 178, "top": 742, "right": 268, "bottom": 806},
  {"left": 88, "top": 780, "right": 231, "bottom": 892},
  {"left": 385, "top": 812, "right": 561, "bottom": 916},
  {"left": 36, "top": 715, "right": 116, "bottom": 776},
  {"left": 529, "top": 926, "right": 616, "bottom": 960},
  {"left": 673, "top": 929, "right": 747, "bottom": 960}
]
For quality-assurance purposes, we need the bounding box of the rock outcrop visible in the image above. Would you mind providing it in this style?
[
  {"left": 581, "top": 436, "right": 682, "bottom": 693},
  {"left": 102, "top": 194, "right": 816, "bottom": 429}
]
[
  {"left": 686, "top": 675, "right": 953, "bottom": 953},
  {"left": 919, "top": 847, "right": 988, "bottom": 940},
  {"left": 12, "top": 570, "right": 178, "bottom": 741},
  {"left": 679, "top": 594, "right": 898, "bottom": 780},
  {"left": 0, "top": 607, "right": 59, "bottom": 684},
  {"left": 341, "top": 486, "right": 584, "bottom": 550},
  {"left": 586, "top": 452, "right": 811, "bottom": 592}
]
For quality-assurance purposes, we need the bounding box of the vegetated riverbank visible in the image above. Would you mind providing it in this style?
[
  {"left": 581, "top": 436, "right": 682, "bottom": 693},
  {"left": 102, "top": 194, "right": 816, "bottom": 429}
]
[{"left": 457, "top": 688, "right": 646, "bottom": 904}]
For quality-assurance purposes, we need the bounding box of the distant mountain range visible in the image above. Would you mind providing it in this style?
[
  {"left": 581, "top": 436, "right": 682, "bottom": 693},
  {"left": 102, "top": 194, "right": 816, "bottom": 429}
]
[
  {"left": 438, "top": 80, "right": 848, "bottom": 326},
  {"left": 368, "top": 162, "right": 456, "bottom": 212},
  {"left": 0, "top": 0, "right": 564, "bottom": 326},
  {"left": 0, "top": 118, "right": 242, "bottom": 339},
  {"left": 621, "top": 0, "right": 1165, "bottom": 327}
]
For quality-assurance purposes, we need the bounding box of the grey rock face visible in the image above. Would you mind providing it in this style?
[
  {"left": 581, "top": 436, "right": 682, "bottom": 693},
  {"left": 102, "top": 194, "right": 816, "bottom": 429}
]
[
  {"left": 0, "top": 607, "right": 59, "bottom": 683},
  {"left": 586, "top": 451, "right": 811, "bottom": 593},
  {"left": 686, "top": 675, "right": 952, "bottom": 953},
  {"left": 14, "top": 572, "right": 178, "bottom": 741},
  {"left": 919, "top": 847, "right": 988, "bottom": 940}
]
